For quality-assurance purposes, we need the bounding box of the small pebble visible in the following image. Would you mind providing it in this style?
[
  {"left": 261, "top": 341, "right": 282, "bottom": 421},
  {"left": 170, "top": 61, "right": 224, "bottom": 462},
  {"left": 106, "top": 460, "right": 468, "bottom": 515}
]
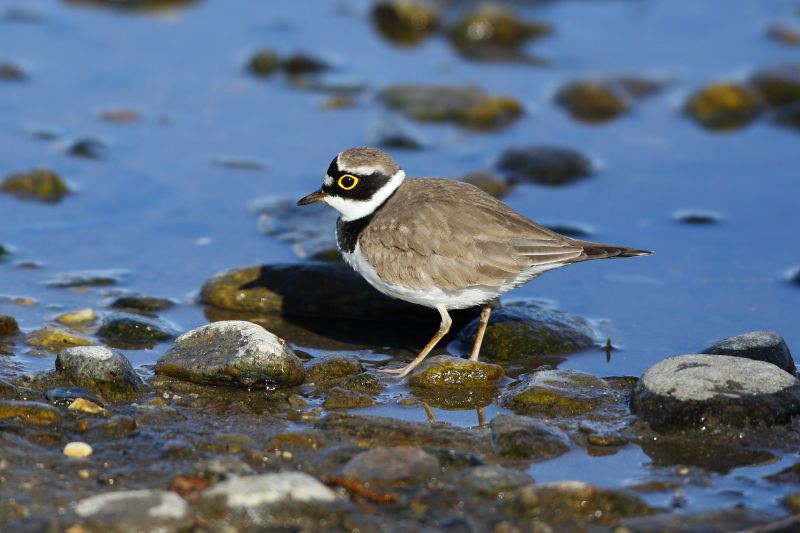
[
  {"left": 69, "top": 398, "right": 107, "bottom": 415},
  {"left": 673, "top": 209, "right": 723, "bottom": 224},
  {"left": 64, "top": 441, "right": 93, "bottom": 458},
  {"left": 56, "top": 308, "right": 98, "bottom": 326}
]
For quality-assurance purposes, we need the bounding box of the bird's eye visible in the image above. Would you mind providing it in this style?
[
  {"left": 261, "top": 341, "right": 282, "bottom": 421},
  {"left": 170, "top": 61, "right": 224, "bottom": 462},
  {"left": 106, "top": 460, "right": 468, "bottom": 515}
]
[{"left": 338, "top": 174, "right": 359, "bottom": 190}]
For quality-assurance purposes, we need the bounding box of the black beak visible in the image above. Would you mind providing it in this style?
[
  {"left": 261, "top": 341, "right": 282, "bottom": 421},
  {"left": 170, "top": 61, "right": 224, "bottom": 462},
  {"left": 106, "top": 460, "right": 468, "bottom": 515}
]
[{"left": 297, "top": 189, "right": 326, "bottom": 206}]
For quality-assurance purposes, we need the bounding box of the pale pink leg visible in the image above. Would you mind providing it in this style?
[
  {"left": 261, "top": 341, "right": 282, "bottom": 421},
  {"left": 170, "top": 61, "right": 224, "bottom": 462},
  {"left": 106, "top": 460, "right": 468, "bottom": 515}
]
[
  {"left": 381, "top": 306, "right": 452, "bottom": 378},
  {"left": 468, "top": 304, "right": 492, "bottom": 362}
]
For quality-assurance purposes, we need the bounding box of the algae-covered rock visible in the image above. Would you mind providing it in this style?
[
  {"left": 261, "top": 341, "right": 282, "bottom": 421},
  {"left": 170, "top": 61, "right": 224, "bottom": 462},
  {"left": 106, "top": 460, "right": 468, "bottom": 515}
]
[
  {"left": 701, "top": 331, "right": 796, "bottom": 375},
  {"left": 503, "top": 369, "right": 610, "bottom": 417},
  {"left": 97, "top": 312, "right": 178, "bottom": 346},
  {"left": 109, "top": 294, "right": 175, "bottom": 312},
  {"left": 555, "top": 81, "right": 630, "bottom": 123},
  {"left": 512, "top": 481, "right": 652, "bottom": 526},
  {"left": 65, "top": 0, "right": 200, "bottom": 13},
  {"left": 409, "top": 355, "right": 503, "bottom": 389},
  {"left": 449, "top": 5, "right": 551, "bottom": 61},
  {"left": 56, "top": 346, "right": 145, "bottom": 401},
  {"left": 496, "top": 145, "right": 593, "bottom": 186},
  {"left": 631, "top": 354, "right": 800, "bottom": 431},
  {"left": 0, "top": 245, "right": 8, "bottom": 261},
  {"left": 457, "top": 300, "right": 596, "bottom": 361},
  {"left": 379, "top": 85, "right": 523, "bottom": 130},
  {"left": 155, "top": 321, "right": 305, "bottom": 388},
  {"left": 460, "top": 170, "right": 511, "bottom": 198},
  {"left": 27, "top": 326, "right": 92, "bottom": 352},
  {"left": 490, "top": 414, "right": 571, "bottom": 460},
  {"left": 685, "top": 82, "right": 762, "bottom": 130},
  {"left": 337, "top": 373, "right": 384, "bottom": 395},
  {"left": 0, "top": 400, "right": 61, "bottom": 425},
  {"left": 247, "top": 49, "right": 281, "bottom": 77},
  {"left": 749, "top": 65, "right": 800, "bottom": 107},
  {"left": 1, "top": 169, "right": 70, "bottom": 203},
  {"left": 371, "top": 0, "right": 439, "bottom": 46},
  {"left": 199, "top": 263, "right": 437, "bottom": 322},
  {"left": 323, "top": 387, "right": 376, "bottom": 409},
  {"left": 341, "top": 446, "right": 440, "bottom": 486},
  {"left": 0, "top": 315, "right": 19, "bottom": 336},
  {"left": 305, "top": 354, "right": 363, "bottom": 387}
]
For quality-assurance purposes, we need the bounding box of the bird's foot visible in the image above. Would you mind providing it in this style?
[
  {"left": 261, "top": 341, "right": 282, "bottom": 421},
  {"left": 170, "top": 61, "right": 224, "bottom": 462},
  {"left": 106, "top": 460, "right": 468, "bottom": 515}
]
[{"left": 379, "top": 365, "right": 414, "bottom": 378}]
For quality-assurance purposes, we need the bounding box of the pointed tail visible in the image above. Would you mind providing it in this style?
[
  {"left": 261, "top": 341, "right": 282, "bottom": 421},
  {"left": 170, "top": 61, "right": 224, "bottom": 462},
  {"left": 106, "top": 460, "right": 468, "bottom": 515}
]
[{"left": 569, "top": 238, "right": 653, "bottom": 261}]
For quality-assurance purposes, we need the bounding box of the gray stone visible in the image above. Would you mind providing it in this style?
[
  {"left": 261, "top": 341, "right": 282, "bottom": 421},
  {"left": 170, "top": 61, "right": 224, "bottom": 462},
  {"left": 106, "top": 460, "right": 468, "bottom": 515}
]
[
  {"left": 155, "top": 321, "right": 305, "bottom": 388},
  {"left": 701, "top": 331, "right": 796, "bottom": 375},
  {"left": 457, "top": 300, "right": 597, "bottom": 361},
  {"left": 56, "top": 346, "right": 144, "bottom": 401},
  {"left": 202, "top": 472, "right": 346, "bottom": 529},
  {"left": 490, "top": 414, "right": 571, "bottom": 460},
  {"left": 73, "top": 489, "right": 192, "bottom": 532},
  {"left": 190, "top": 457, "right": 255, "bottom": 482},
  {"left": 458, "top": 465, "right": 534, "bottom": 496},
  {"left": 631, "top": 354, "right": 800, "bottom": 431},
  {"left": 342, "top": 446, "right": 440, "bottom": 485}
]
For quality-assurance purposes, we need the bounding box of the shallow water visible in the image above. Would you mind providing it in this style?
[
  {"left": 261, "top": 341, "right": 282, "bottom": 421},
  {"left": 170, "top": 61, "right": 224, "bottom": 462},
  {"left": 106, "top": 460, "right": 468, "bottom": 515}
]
[{"left": 1, "top": 0, "right": 799, "bottom": 518}]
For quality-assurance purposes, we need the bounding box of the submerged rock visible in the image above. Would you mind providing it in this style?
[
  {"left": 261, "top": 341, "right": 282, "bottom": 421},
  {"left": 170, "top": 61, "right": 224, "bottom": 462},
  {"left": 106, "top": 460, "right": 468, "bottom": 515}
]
[
  {"left": 56, "top": 346, "right": 145, "bottom": 401},
  {"left": 409, "top": 355, "right": 503, "bottom": 389},
  {"left": 496, "top": 145, "right": 593, "bottom": 186},
  {"left": 66, "top": 137, "right": 106, "bottom": 159},
  {"left": 490, "top": 414, "right": 570, "bottom": 460},
  {"left": 253, "top": 196, "right": 339, "bottom": 260},
  {"left": 109, "top": 294, "right": 175, "bottom": 312},
  {"left": 701, "top": 331, "right": 796, "bottom": 375},
  {"left": 0, "top": 245, "right": 7, "bottom": 261},
  {"left": 44, "top": 386, "right": 103, "bottom": 407},
  {"left": 0, "top": 400, "right": 61, "bottom": 425},
  {"left": 457, "top": 465, "right": 534, "bottom": 496},
  {"left": 460, "top": 170, "right": 511, "bottom": 198},
  {"left": 457, "top": 300, "right": 596, "bottom": 361},
  {"left": 512, "top": 481, "right": 652, "bottom": 526},
  {"left": 749, "top": 65, "right": 800, "bottom": 107},
  {"left": 27, "top": 326, "right": 92, "bottom": 352},
  {"left": 503, "top": 369, "right": 611, "bottom": 417},
  {"left": 43, "top": 269, "right": 126, "bottom": 288},
  {"left": 555, "top": 76, "right": 665, "bottom": 123},
  {"left": 200, "top": 263, "right": 438, "bottom": 322},
  {"left": 630, "top": 354, "right": 800, "bottom": 431},
  {"left": 97, "top": 312, "right": 178, "bottom": 346},
  {"left": 155, "top": 321, "right": 305, "bottom": 388},
  {"left": 673, "top": 209, "right": 723, "bottom": 224},
  {"left": 1, "top": 168, "right": 70, "bottom": 203},
  {"left": 305, "top": 354, "right": 363, "bottom": 387},
  {"left": 685, "top": 82, "right": 762, "bottom": 130},
  {"left": 66, "top": 0, "right": 200, "bottom": 13},
  {"left": 342, "top": 446, "right": 440, "bottom": 486},
  {"left": 0, "top": 62, "right": 26, "bottom": 81},
  {"left": 787, "top": 267, "right": 800, "bottom": 286},
  {"left": 379, "top": 85, "right": 523, "bottom": 130},
  {"left": 371, "top": 0, "right": 439, "bottom": 46},
  {"left": 0, "top": 315, "right": 19, "bottom": 336},
  {"left": 201, "top": 472, "right": 345, "bottom": 529},
  {"left": 246, "top": 49, "right": 281, "bottom": 77},
  {"left": 73, "top": 489, "right": 192, "bottom": 532},
  {"left": 323, "top": 387, "right": 376, "bottom": 409}
]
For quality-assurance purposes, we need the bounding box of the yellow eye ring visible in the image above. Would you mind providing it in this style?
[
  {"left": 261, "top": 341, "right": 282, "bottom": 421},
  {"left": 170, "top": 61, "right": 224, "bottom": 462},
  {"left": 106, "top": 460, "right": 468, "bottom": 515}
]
[{"left": 338, "top": 174, "right": 359, "bottom": 190}]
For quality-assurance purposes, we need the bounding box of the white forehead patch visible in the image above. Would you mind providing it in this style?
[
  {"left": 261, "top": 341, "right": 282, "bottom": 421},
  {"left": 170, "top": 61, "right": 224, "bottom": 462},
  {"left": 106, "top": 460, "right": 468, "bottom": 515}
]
[{"left": 323, "top": 175, "right": 334, "bottom": 186}]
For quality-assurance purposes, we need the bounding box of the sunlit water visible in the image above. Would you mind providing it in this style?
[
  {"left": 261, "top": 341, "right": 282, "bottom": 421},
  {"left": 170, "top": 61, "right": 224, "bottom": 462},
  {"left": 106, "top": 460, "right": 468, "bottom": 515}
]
[{"left": 1, "top": 0, "right": 799, "bottom": 515}]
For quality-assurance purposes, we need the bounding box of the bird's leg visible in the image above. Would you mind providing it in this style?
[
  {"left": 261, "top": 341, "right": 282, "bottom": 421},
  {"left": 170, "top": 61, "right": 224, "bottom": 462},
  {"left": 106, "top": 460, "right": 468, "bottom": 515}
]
[
  {"left": 468, "top": 304, "right": 492, "bottom": 362},
  {"left": 381, "top": 306, "right": 452, "bottom": 378}
]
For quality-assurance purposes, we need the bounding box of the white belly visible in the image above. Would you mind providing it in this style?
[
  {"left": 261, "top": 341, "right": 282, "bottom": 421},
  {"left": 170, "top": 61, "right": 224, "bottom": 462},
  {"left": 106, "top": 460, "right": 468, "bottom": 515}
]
[{"left": 342, "top": 243, "right": 559, "bottom": 310}]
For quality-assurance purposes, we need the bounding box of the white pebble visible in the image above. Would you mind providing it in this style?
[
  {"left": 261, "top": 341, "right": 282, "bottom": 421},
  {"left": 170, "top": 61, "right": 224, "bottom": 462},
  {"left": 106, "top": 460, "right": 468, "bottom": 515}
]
[{"left": 64, "top": 441, "right": 93, "bottom": 458}]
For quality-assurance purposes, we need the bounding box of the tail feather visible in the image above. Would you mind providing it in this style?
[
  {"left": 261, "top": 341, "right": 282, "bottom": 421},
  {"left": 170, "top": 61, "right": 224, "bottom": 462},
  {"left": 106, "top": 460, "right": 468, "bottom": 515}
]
[{"left": 568, "top": 239, "right": 653, "bottom": 261}]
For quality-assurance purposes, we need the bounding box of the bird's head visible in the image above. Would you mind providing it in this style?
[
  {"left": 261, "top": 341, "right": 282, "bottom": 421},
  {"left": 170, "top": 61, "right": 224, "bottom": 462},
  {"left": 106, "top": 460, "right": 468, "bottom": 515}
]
[{"left": 297, "top": 147, "right": 405, "bottom": 221}]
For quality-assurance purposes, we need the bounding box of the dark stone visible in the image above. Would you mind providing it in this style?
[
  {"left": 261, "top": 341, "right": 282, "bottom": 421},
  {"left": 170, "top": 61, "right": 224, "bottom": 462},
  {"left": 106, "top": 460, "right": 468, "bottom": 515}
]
[
  {"left": 323, "top": 387, "right": 376, "bottom": 409},
  {"left": 619, "top": 508, "right": 779, "bottom": 533},
  {"left": 457, "top": 465, "right": 534, "bottom": 497},
  {"left": 371, "top": 1, "right": 439, "bottom": 46},
  {"left": 673, "top": 209, "right": 723, "bottom": 224},
  {"left": 749, "top": 64, "right": 800, "bottom": 107},
  {"left": 701, "top": 331, "right": 795, "bottom": 375},
  {"left": 97, "top": 312, "right": 178, "bottom": 346},
  {"left": 496, "top": 145, "right": 593, "bottom": 186},
  {"left": 109, "top": 294, "right": 175, "bottom": 312},
  {"left": 305, "top": 354, "right": 363, "bottom": 387},
  {"left": 44, "top": 386, "right": 103, "bottom": 407},
  {"left": 43, "top": 269, "right": 126, "bottom": 288},
  {"left": 685, "top": 83, "right": 762, "bottom": 130},
  {"left": 341, "top": 446, "right": 440, "bottom": 485},
  {"left": 0, "top": 316, "right": 19, "bottom": 336},
  {"left": 1, "top": 169, "right": 70, "bottom": 203},
  {"left": 247, "top": 49, "right": 281, "bottom": 77}
]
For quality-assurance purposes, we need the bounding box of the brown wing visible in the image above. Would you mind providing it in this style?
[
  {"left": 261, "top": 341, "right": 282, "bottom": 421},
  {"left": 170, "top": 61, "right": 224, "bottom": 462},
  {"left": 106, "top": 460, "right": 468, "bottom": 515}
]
[{"left": 358, "top": 179, "right": 584, "bottom": 291}]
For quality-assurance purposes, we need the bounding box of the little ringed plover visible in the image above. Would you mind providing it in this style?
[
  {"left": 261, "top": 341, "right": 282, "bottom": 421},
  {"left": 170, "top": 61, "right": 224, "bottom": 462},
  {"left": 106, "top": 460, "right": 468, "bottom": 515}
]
[{"left": 298, "top": 147, "right": 651, "bottom": 377}]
